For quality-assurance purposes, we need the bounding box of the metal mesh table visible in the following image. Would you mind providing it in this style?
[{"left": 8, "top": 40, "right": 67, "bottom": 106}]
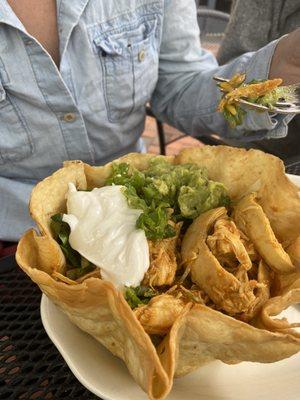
[
  {"left": 0, "top": 256, "right": 99, "bottom": 400},
  {"left": 286, "top": 160, "right": 300, "bottom": 176}
]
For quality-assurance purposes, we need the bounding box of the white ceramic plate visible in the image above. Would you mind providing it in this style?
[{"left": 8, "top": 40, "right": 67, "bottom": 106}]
[{"left": 40, "top": 174, "right": 300, "bottom": 400}]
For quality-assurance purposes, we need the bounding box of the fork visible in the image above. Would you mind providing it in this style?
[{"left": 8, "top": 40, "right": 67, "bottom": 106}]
[{"left": 213, "top": 76, "right": 300, "bottom": 115}]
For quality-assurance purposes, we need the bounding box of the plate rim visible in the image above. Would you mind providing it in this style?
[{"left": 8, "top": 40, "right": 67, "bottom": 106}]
[
  {"left": 40, "top": 294, "right": 300, "bottom": 400},
  {"left": 40, "top": 295, "right": 116, "bottom": 400}
]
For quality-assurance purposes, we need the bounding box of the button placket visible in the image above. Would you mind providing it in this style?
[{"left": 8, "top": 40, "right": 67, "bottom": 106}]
[
  {"left": 62, "top": 113, "right": 76, "bottom": 122},
  {"left": 0, "top": 83, "right": 6, "bottom": 102},
  {"left": 15, "top": 22, "right": 94, "bottom": 164},
  {"left": 138, "top": 49, "right": 145, "bottom": 62}
]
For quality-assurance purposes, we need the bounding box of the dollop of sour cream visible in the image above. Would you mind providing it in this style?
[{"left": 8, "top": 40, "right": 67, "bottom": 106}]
[{"left": 62, "top": 183, "right": 149, "bottom": 288}]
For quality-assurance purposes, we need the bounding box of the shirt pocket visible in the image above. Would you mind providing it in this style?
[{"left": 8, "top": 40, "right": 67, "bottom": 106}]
[
  {"left": 93, "top": 16, "right": 160, "bottom": 123},
  {"left": 0, "top": 68, "right": 34, "bottom": 165}
]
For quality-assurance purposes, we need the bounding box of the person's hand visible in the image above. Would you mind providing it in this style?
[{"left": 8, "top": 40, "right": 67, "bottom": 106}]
[{"left": 269, "top": 28, "right": 300, "bottom": 85}]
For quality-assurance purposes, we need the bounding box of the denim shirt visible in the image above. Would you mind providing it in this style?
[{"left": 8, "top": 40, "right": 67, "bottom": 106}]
[{"left": 0, "top": 0, "right": 288, "bottom": 240}]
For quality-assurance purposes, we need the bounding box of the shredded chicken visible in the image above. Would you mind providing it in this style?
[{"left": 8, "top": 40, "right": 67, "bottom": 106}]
[
  {"left": 166, "top": 284, "right": 208, "bottom": 305},
  {"left": 226, "top": 79, "right": 282, "bottom": 102},
  {"left": 233, "top": 193, "right": 295, "bottom": 274},
  {"left": 206, "top": 215, "right": 266, "bottom": 318},
  {"left": 134, "top": 294, "right": 187, "bottom": 335},
  {"left": 218, "top": 78, "right": 283, "bottom": 112},
  {"left": 181, "top": 207, "right": 271, "bottom": 321},
  {"left": 143, "top": 223, "right": 182, "bottom": 287},
  {"left": 238, "top": 260, "right": 271, "bottom": 322},
  {"left": 207, "top": 217, "right": 252, "bottom": 272}
]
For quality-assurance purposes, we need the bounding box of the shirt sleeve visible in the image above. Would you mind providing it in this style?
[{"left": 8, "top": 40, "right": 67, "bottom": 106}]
[
  {"left": 150, "top": 0, "right": 290, "bottom": 141},
  {"left": 0, "top": 176, "right": 35, "bottom": 241}
]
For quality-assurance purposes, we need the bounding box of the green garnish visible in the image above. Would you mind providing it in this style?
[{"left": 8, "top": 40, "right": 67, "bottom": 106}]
[
  {"left": 66, "top": 265, "right": 95, "bottom": 280},
  {"left": 105, "top": 158, "right": 230, "bottom": 240},
  {"left": 50, "top": 213, "right": 96, "bottom": 279},
  {"left": 124, "top": 286, "right": 157, "bottom": 309}
]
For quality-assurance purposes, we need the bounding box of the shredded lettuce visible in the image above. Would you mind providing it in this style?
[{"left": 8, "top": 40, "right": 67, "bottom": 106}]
[
  {"left": 50, "top": 214, "right": 96, "bottom": 279},
  {"left": 124, "top": 286, "right": 157, "bottom": 309}
]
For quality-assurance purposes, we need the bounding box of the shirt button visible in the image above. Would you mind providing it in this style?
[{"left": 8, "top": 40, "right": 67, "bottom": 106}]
[
  {"left": 63, "top": 113, "right": 76, "bottom": 122},
  {"left": 138, "top": 50, "right": 145, "bottom": 62},
  {"left": 24, "top": 39, "right": 34, "bottom": 45}
]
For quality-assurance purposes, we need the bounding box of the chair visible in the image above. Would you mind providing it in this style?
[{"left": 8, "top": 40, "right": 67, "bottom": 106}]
[
  {"left": 285, "top": 156, "right": 300, "bottom": 174},
  {"left": 197, "top": 8, "right": 230, "bottom": 49},
  {"left": 146, "top": 106, "right": 166, "bottom": 155}
]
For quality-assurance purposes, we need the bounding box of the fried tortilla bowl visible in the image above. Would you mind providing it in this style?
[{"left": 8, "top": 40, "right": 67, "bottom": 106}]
[{"left": 16, "top": 146, "right": 300, "bottom": 400}]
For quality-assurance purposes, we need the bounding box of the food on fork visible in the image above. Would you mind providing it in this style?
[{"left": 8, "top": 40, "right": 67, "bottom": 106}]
[
  {"left": 216, "top": 73, "right": 298, "bottom": 127},
  {"left": 16, "top": 146, "right": 300, "bottom": 400}
]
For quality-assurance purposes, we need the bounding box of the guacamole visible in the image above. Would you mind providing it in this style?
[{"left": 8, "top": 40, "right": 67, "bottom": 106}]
[{"left": 105, "top": 157, "right": 230, "bottom": 240}]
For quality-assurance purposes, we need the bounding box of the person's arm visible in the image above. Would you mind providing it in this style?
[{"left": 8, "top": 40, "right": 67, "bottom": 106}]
[
  {"left": 269, "top": 28, "right": 300, "bottom": 85},
  {"left": 0, "top": 176, "right": 34, "bottom": 241},
  {"left": 150, "top": 0, "right": 294, "bottom": 141}
]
